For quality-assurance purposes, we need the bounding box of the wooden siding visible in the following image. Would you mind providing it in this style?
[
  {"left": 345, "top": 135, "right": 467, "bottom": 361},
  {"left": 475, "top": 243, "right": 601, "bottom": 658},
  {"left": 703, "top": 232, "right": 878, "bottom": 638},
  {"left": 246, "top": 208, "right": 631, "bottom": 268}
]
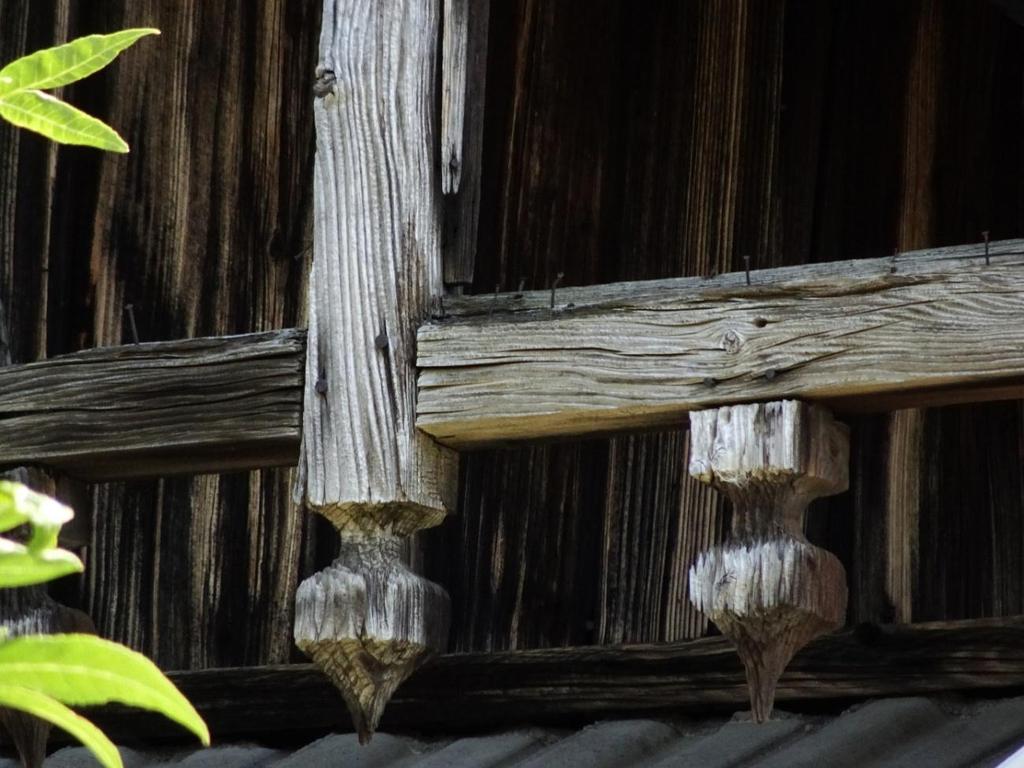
[
  {"left": 0, "top": 0, "right": 1023, "bottom": 674},
  {"left": 0, "top": 0, "right": 322, "bottom": 669}
]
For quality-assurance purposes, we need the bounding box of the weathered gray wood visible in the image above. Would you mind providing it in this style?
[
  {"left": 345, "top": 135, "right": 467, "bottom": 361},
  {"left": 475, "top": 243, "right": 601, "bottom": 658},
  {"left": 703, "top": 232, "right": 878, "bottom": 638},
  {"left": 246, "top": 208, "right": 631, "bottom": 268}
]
[
  {"left": 441, "top": 0, "right": 468, "bottom": 195},
  {"left": 299, "top": 0, "right": 457, "bottom": 521},
  {"left": 418, "top": 239, "right": 1024, "bottom": 446},
  {"left": 293, "top": 536, "right": 449, "bottom": 742},
  {"left": 442, "top": 0, "right": 489, "bottom": 286},
  {"left": 83, "top": 616, "right": 1024, "bottom": 741},
  {"left": 295, "top": 0, "right": 457, "bottom": 743},
  {"left": 3, "top": 240, "right": 1024, "bottom": 484},
  {"left": 0, "top": 329, "right": 304, "bottom": 480},
  {"left": 688, "top": 401, "right": 849, "bottom": 722}
]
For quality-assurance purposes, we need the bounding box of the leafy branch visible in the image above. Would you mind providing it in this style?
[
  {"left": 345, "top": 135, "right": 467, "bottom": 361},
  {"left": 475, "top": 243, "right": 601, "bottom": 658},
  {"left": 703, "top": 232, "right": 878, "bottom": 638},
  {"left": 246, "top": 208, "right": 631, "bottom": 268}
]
[
  {"left": 0, "top": 28, "right": 158, "bottom": 152},
  {"left": 0, "top": 482, "right": 210, "bottom": 767},
  {"left": 0, "top": 29, "right": 209, "bottom": 767}
]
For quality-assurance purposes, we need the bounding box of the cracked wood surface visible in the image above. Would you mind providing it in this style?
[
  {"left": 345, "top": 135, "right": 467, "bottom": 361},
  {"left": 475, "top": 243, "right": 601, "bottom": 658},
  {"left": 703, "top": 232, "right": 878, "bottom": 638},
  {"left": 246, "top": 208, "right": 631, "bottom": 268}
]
[
  {"left": 0, "top": 330, "right": 305, "bottom": 480},
  {"left": 417, "top": 239, "right": 1024, "bottom": 447},
  {"left": 1, "top": 240, "right": 1023, "bottom": 480}
]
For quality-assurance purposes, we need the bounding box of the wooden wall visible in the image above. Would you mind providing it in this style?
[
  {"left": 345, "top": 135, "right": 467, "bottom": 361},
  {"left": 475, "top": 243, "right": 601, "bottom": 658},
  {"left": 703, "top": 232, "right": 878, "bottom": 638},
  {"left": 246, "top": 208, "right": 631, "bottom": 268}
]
[
  {"left": 422, "top": 0, "right": 1024, "bottom": 649},
  {"left": 1, "top": 0, "right": 1023, "bottom": 667},
  {"left": 0, "top": 0, "right": 326, "bottom": 668}
]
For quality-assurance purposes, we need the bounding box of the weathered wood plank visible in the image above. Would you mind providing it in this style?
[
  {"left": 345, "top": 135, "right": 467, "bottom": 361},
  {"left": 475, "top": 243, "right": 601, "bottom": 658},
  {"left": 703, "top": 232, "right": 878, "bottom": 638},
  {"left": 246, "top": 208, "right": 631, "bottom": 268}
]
[
  {"left": 441, "top": 0, "right": 468, "bottom": 195},
  {"left": 418, "top": 239, "right": 1024, "bottom": 447},
  {"left": 295, "top": 0, "right": 457, "bottom": 742},
  {"left": 85, "top": 616, "right": 1024, "bottom": 741},
  {"left": 441, "top": 0, "right": 488, "bottom": 286},
  {"left": 0, "top": 330, "right": 305, "bottom": 480},
  {"left": 23, "top": 0, "right": 322, "bottom": 674}
]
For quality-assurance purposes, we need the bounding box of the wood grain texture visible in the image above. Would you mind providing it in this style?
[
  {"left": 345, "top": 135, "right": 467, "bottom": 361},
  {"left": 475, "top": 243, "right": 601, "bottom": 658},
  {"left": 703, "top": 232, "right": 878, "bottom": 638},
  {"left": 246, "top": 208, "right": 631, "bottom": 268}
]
[
  {"left": 422, "top": 442, "right": 609, "bottom": 652},
  {"left": 295, "top": 0, "right": 456, "bottom": 740},
  {"left": 83, "top": 616, "right": 1024, "bottom": 742},
  {"left": 441, "top": 0, "right": 468, "bottom": 195},
  {"left": 418, "top": 240, "right": 1024, "bottom": 447},
  {"left": 441, "top": 0, "right": 488, "bottom": 286},
  {"left": 294, "top": 537, "right": 449, "bottom": 742},
  {"left": 0, "top": 0, "right": 321, "bottom": 671},
  {"left": 0, "top": 330, "right": 304, "bottom": 480},
  {"left": 298, "top": 0, "right": 456, "bottom": 520},
  {"left": 688, "top": 401, "right": 849, "bottom": 721},
  {"left": 0, "top": 0, "right": 68, "bottom": 367},
  {"left": 598, "top": 432, "right": 707, "bottom": 644},
  {"left": 2, "top": 0, "right": 1023, "bottom": 681},
  {"left": 876, "top": 0, "right": 942, "bottom": 629}
]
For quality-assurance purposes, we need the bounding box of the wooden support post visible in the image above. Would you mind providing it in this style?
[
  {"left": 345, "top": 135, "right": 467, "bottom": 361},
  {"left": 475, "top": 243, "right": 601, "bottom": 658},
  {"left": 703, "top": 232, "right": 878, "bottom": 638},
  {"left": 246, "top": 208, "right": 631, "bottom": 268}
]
[
  {"left": 293, "top": 0, "right": 457, "bottom": 744},
  {"left": 688, "top": 400, "right": 849, "bottom": 722}
]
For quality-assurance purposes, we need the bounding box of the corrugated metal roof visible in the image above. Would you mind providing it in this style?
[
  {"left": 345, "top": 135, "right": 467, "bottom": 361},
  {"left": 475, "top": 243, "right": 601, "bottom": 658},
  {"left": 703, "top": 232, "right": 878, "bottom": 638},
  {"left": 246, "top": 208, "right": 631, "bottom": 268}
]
[{"left": 18, "top": 695, "right": 1024, "bottom": 767}]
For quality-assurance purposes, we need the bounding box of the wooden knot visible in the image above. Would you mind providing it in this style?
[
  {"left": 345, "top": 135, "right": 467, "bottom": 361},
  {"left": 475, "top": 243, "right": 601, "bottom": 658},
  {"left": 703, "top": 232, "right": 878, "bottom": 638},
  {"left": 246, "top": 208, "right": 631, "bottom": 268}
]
[
  {"left": 313, "top": 70, "right": 337, "bottom": 98},
  {"left": 721, "top": 329, "right": 743, "bottom": 354}
]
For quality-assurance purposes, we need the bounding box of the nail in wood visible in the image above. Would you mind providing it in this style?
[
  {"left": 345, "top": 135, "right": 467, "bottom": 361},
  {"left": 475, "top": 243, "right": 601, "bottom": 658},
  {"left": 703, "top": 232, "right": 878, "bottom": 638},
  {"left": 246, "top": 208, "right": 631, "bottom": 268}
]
[
  {"left": 514, "top": 277, "right": 526, "bottom": 299},
  {"left": 743, "top": 255, "right": 751, "bottom": 286},
  {"left": 550, "top": 272, "right": 564, "bottom": 309},
  {"left": 124, "top": 304, "right": 140, "bottom": 345},
  {"left": 983, "top": 230, "right": 990, "bottom": 266}
]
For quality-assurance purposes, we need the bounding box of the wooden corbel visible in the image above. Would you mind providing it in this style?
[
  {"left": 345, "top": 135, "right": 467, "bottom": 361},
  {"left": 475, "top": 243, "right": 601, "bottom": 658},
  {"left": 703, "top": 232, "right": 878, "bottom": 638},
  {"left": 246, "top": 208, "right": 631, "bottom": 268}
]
[
  {"left": 688, "top": 400, "right": 849, "bottom": 722},
  {"left": 293, "top": 0, "right": 457, "bottom": 743}
]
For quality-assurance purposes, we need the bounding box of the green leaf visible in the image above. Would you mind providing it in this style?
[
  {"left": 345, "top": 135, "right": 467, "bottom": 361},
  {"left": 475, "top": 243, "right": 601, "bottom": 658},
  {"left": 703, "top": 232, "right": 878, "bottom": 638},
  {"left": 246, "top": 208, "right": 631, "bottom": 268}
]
[
  {"left": 0, "top": 29, "right": 159, "bottom": 97},
  {"left": 0, "top": 684, "right": 121, "bottom": 768},
  {"left": 0, "top": 480, "right": 73, "bottom": 534},
  {"left": 0, "top": 540, "right": 83, "bottom": 587},
  {"left": 0, "top": 90, "right": 128, "bottom": 151},
  {"left": 0, "top": 634, "right": 210, "bottom": 745}
]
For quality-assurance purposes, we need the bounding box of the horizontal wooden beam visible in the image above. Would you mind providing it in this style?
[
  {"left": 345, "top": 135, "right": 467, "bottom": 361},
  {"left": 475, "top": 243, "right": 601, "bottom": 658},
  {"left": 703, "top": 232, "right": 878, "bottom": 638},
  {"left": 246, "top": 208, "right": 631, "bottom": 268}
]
[
  {"left": 6, "top": 241, "right": 1024, "bottom": 480},
  {"left": 86, "top": 617, "right": 1024, "bottom": 742},
  {"left": 0, "top": 330, "right": 305, "bottom": 480},
  {"left": 417, "top": 239, "right": 1024, "bottom": 447}
]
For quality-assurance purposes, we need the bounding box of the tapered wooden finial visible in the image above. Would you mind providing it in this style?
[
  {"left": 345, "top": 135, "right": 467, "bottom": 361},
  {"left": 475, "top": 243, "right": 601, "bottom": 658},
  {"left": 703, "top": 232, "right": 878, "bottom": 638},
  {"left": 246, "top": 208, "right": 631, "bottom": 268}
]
[
  {"left": 294, "top": 536, "right": 449, "bottom": 743},
  {"left": 688, "top": 400, "right": 849, "bottom": 722},
  {"left": 295, "top": 0, "right": 457, "bottom": 742}
]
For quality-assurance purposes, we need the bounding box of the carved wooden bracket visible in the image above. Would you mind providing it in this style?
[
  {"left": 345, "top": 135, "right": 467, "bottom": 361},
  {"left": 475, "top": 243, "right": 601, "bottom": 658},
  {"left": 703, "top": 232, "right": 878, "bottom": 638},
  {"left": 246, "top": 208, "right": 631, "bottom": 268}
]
[
  {"left": 293, "top": 0, "right": 457, "bottom": 743},
  {"left": 688, "top": 400, "right": 849, "bottom": 722}
]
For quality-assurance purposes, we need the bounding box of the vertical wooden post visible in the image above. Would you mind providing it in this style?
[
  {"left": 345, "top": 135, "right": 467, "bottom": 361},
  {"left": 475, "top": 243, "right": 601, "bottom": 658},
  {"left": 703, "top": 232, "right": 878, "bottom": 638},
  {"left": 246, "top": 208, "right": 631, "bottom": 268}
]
[
  {"left": 688, "top": 401, "right": 849, "bottom": 722},
  {"left": 293, "top": 0, "right": 457, "bottom": 743}
]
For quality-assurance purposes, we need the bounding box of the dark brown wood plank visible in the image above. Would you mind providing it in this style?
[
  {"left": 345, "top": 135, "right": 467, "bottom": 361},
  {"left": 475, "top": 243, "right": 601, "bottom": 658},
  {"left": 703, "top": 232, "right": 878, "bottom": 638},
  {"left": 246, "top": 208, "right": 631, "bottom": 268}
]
[
  {"left": 2, "top": 0, "right": 324, "bottom": 675},
  {"left": 85, "top": 617, "right": 1024, "bottom": 742},
  {"left": 0, "top": 330, "right": 305, "bottom": 480}
]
